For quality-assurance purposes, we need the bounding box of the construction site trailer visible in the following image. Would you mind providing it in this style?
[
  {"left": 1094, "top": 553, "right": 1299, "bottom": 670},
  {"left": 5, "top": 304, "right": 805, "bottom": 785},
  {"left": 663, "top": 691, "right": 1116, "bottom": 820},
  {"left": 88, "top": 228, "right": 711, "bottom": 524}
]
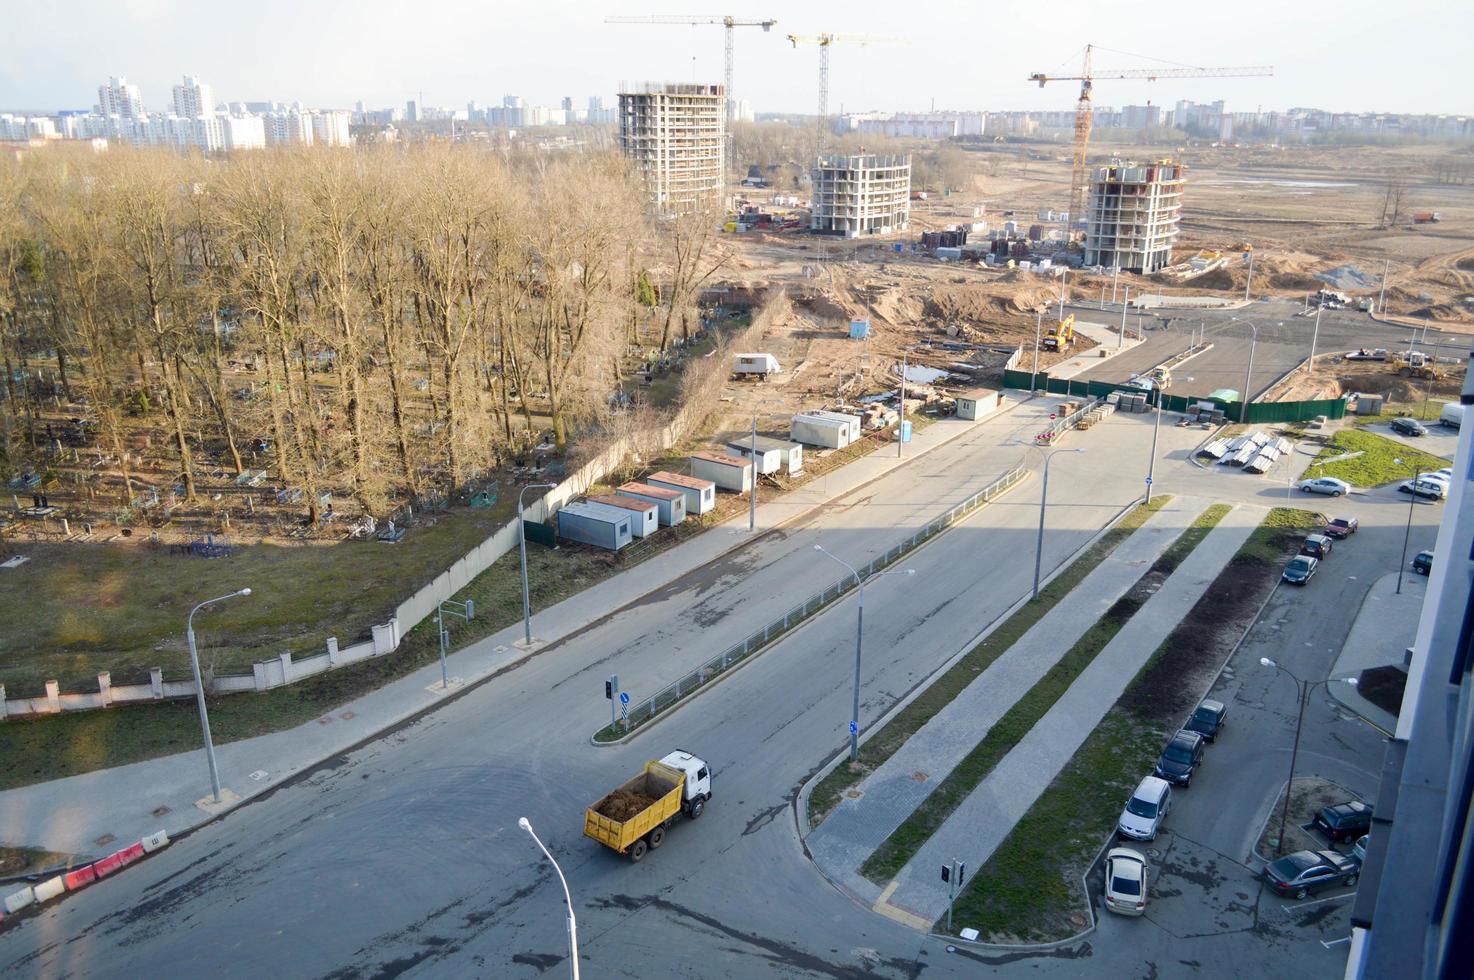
[
  {"left": 689, "top": 452, "right": 754, "bottom": 494},
  {"left": 732, "top": 353, "right": 781, "bottom": 378},
  {"left": 725, "top": 435, "right": 803, "bottom": 475},
  {"left": 810, "top": 410, "right": 862, "bottom": 442},
  {"left": 587, "top": 495, "right": 660, "bottom": 539},
  {"left": 617, "top": 482, "right": 688, "bottom": 526},
  {"left": 556, "top": 501, "right": 634, "bottom": 551},
  {"left": 954, "top": 388, "right": 1000, "bottom": 421},
  {"left": 646, "top": 471, "right": 716, "bottom": 516},
  {"left": 791, "top": 413, "right": 851, "bottom": 449}
]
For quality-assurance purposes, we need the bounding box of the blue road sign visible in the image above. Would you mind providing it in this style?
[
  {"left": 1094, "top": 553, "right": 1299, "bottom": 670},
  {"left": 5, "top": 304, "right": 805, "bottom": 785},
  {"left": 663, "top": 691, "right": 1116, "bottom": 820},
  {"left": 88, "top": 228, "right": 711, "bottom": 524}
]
[
  {"left": 849, "top": 721, "right": 859, "bottom": 735},
  {"left": 1145, "top": 476, "right": 1153, "bottom": 485},
  {"left": 619, "top": 691, "right": 630, "bottom": 705}
]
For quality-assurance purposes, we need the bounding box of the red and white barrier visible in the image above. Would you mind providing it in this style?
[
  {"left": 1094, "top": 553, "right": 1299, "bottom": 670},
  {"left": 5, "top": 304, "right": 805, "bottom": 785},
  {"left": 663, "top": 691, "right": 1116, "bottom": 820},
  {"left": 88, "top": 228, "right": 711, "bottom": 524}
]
[
  {"left": 141, "top": 830, "right": 170, "bottom": 853},
  {"left": 3, "top": 887, "right": 35, "bottom": 915},
  {"left": 0, "top": 828, "right": 172, "bottom": 924},
  {"left": 32, "top": 876, "right": 65, "bottom": 903}
]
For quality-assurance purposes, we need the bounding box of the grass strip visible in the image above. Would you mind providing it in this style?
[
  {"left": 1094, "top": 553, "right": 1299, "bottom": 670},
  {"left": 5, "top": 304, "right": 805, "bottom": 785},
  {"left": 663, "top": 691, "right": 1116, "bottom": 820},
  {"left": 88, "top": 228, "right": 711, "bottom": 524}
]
[
  {"left": 1306, "top": 428, "right": 1446, "bottom": 487},
  {"left": 857, "top": 501, "right": 1228, "bottom": 884},
  {"left": 807, "top": 495, "right": 1172, "bottom": 827},
  {"left": 941, "top": 506, "right": 1320, "bottom": 942}
]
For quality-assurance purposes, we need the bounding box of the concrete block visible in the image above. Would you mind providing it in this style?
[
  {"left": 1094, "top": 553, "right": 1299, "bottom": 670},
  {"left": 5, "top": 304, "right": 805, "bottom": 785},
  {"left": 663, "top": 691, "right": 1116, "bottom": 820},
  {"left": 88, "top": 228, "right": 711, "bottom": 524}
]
[
  {"left": 3, "top": 887, "right": 35, "bottom": 914},
  {"left": 98, "top": 671, "right": 112, "bottom": 707},
  {"left": 150, "top": 667, "right": 164, "bottom": 699},
  {"left": 141, "top": 829, "right": 170, "bottom": 853},
  {"left": 326, "top": 636, "right": 340, "bottom": 665},
  {"left": 372, "top": 622, "right": 396, "bottom": 656},
  {"left": 33, "top": 876, "right": 65, "bottom": 903},
  {"left": 253, "top": 661, "right": 268, "bottom": 692},
  {"left": 44, "top": 680, "right": 59, "bottom": 712}
]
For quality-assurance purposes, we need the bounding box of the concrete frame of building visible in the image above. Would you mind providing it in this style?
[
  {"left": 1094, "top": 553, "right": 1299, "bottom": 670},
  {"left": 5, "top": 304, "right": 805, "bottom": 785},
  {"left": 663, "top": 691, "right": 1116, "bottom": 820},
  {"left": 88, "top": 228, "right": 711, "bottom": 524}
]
[
  {"left": 617, "top": 83, "right": 726, "bottom": 217},
  {"left": 1083, "top": 158, "right": 1184, "bottom": 273},
  {"left": 809, "top": 153, "right": 911, "bottom": 239}
]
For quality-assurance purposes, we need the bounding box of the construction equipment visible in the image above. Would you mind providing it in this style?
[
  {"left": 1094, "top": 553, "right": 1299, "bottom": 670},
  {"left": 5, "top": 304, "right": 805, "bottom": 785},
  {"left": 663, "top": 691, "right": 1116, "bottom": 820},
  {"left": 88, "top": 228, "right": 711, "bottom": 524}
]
[
  {"left": 1028, "top": 46, "right": 1273, "bottom": 242},
  {"left": 606, "top": 15, "right": 778, "bottom": 111},
  {"left": 1041, "top": 314, "right": 1076, "bottom": 351},
  {"left": 1392, "top": 351, "right": 1440, "bottom": 379},
  {"left": 585, "top": 752, "right": 713, "bottom": 863},
  {"left": 787, "top": 33, "right": 901, "bottom": 145}
]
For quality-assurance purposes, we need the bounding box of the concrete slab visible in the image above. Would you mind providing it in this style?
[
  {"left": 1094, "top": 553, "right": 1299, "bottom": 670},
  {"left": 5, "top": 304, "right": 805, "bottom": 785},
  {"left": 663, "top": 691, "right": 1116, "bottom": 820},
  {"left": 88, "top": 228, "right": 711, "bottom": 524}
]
[{"left": 1329, "top": 571, "right": 1425, "bottom": 734}]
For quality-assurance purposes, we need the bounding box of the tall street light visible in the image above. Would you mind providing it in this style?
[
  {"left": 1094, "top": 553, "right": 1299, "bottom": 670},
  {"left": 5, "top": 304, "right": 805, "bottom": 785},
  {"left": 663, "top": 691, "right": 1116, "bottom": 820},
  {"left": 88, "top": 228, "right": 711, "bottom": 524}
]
[
  {"left": 1237, "top": 319, "right": 1260, "bottom": 421},
  {"left": 1145, "top": 377, "right": 1190, "bottom": 505},
  {"left": 1307, "top": 304, "right": 1323, "bottom": 373},
  {"left": 519, "top": 482, "right": 558, "bottom": 646},
  {"left": 1118, "top": 288, "right": 1130, "bottom": 349},
  {"left": 1058, "top": 267, "right": 1068, "bottom": 322},
  {"left": 1033, "top": 448, "right": 1085, "bottom": 599},
  {"left": 1031, "top": 309, "right": 1043, "bottom": 394},
  {"left": 1393, "top": 457, "right": 1422, "bottom": 595},
  {"left": 813, "top": 544, "right": 914, "bottom": 762},
  {"left": 1259, "top": 658, "right": 1357, "bottom": 856},
  {"left": 186, "top": 587, "right": 252, "bottom": 803},
  {"left": 518, "top": 817, "right": 580, "bottom": 980}
]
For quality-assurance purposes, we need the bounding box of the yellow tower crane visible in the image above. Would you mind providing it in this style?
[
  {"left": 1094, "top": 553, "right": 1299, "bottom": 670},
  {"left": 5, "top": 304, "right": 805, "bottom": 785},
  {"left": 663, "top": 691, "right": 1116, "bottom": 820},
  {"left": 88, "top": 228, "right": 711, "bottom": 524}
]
[{"left": 1029, "top": 45, "right": 1273, "bottom": 241}]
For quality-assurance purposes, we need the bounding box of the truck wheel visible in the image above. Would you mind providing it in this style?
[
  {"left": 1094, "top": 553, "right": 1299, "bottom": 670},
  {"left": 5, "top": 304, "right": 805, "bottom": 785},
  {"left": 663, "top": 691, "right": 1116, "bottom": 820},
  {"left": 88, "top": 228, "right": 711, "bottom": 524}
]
[
  {"left": 688, "top": 798, "right": 706, "bottom": 820},
  {"left": 629, "top": 839, "right": 648, "bottom": 863},
  {"left": 649, "top": 826, "right": 666, "bottom": 850}
]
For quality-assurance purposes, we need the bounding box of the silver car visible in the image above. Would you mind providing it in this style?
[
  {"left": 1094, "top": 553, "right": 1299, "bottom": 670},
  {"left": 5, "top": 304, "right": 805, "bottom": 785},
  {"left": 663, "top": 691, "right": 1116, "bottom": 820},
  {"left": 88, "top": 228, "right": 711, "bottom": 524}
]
[{"left": 1298, "top": 477, "right": 1351, "bottom": 497}]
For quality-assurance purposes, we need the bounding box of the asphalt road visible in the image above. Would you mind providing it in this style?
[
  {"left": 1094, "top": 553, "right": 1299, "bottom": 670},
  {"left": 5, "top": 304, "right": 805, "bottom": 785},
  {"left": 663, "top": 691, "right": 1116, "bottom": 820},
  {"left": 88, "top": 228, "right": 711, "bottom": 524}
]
[
  {"left": 0, "top": 411, "right": 1444, "bottom": 979},
  {"left": 1071, "top": 296, "right": 1470, "bottom": 399}
]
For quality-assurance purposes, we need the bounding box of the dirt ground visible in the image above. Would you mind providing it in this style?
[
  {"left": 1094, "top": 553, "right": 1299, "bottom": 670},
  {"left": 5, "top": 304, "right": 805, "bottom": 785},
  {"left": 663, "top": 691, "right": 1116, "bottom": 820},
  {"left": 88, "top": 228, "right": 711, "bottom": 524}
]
[
  {"left": 1257, "top": 776, "right": 1361, "bottom": 857},
  {"left": 1262, "top": 354, "right": 1465, "bottom": 405}
]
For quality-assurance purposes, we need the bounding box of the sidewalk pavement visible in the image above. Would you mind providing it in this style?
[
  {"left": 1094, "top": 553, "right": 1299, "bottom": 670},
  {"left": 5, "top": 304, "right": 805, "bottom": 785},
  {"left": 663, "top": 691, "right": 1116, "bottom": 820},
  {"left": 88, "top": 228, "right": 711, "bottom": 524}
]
[
  {"left": 0, "top": 398, "right": 1030, "bottom": 858},
  {"left": 1330, "top": 571, "right": 1425, "bottom": 735},
  {"left": 805, "top": 494, "right": 1212, "bottom": 906},
  {"left": 874, "top": 504, "right": 1262, "bottom": 928},
  {"left": 1048, "top": 318, "right": 1145, "bottom": 381}
]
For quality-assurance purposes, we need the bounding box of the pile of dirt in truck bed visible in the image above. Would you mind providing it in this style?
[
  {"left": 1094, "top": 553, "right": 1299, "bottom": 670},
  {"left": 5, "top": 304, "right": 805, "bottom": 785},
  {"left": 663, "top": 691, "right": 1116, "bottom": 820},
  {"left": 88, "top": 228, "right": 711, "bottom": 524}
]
[{"left": 595, "top": 789, "right": 658, "bottom": 821}]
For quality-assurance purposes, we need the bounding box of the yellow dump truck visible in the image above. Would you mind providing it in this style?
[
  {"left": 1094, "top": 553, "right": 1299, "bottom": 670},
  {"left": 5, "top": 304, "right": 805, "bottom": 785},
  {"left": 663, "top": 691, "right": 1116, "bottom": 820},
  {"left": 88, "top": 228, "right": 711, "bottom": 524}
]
[
  {"left": 1041, "top": 314, "right": 1076, "bottom": 352},
  {"left": 585, "top": 751, "right": 712, "bottom": 862}
]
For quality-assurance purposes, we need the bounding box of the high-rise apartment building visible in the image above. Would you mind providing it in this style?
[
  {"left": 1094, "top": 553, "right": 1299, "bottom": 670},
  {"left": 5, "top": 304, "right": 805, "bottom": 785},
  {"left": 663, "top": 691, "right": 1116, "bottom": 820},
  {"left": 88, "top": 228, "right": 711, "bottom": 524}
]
[
  {"left": 617, "top": 83, "right": 725, "bottom": 216},
  {"left": 311, "top": 111, "right": 352, "bottom": 147},
  {"left": 809, "top": 154, "right": 912, "bottom": 238},
  {"left": 1082, "top": 158, "right": 1184, "bottom": 273},
  {"left": 171, "top": 75, "right": 215, "bottom": 119},
  {"left": 97, "top": 76, "right": 144, "bottom": 118}
]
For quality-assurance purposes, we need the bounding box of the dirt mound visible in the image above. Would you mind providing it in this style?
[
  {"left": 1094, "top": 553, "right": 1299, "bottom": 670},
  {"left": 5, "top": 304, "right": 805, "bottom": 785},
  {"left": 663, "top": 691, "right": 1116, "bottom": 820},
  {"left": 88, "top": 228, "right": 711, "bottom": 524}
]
[
  {"left": 595, "top": 789, "right": 657, "bottom": 821},
  {"left": 1316, "top": 265, "right": 1380, "bottom": 291},
  {"left": 1190, "top": 267, "right": 1238, "bottom": 290},
  {"left": 1270, "top": 272, "right": 1325, "bottom": 291}
]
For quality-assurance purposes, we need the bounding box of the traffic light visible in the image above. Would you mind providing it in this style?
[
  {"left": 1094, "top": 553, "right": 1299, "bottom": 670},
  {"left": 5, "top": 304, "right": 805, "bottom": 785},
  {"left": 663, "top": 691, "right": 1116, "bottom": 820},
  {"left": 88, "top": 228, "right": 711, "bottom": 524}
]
[
  {"left": 605, "top": 680, "right": 613, "bottom": 700},
  {"left": 941, "top": 865, "right": 950, "bottom": 883}
]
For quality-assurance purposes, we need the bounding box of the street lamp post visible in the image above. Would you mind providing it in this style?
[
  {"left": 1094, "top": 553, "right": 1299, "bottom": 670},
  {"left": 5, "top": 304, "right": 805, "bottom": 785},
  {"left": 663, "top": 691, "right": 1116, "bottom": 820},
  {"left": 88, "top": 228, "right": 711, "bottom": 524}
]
[
  {"left": 1307, "top": 305, "right": 1322, "bottom": 373},
  {"left": 1240, "top": 322, "right": 1259, "bottom": 421},
  {"left": 813, "top": 545, "right": 914, "bottom": 762},
  {"left": 1032, "top": 309, "right": 1043, "bottom": 393},
  {"left": 1033, "top": 448, "right": 1085, "bottom": 599},
  {"left": 519, "top": 482, "right": 558, "bottom": 646},
  {"left": 1394, "top": 457, "right": 1421, "bottom": 595},
  {"left": 1058, "top": 268, "right": 1068, "bottom": 322},
  {"left": 1118, "top": 288, "right": 1130, "bottom": 349},
  {"left": 1259, "top": 659, "right": 1357, "bottom": 855},
  {"left": 517, "top": 817, "right": 580, "bottom": 980},
  {"left": 186, "top": 587, "right": 252, "bottom": 803}
]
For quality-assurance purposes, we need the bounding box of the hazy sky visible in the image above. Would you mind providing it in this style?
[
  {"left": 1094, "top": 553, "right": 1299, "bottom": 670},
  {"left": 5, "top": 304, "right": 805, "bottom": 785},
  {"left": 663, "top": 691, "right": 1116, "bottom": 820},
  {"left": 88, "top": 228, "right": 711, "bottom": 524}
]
[{"left": 5, "top": 0, "right": 1470, "bottom": 116}]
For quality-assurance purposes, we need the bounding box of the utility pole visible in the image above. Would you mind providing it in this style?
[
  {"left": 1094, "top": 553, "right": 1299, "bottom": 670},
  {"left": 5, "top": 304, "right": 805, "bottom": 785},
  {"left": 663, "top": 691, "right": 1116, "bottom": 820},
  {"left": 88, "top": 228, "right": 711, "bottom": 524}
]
[
  {"left": 1308, "top": 304, "right": 1322, "bottom": 372},
  {"left": 898, "top": 349, "right": 906, "bottom": 457},
  {"left": 749, "top": 414, "right": 757, "bottom": 531},
  {"left": 1244, "top": 250, "right": 1255, "bottom": 302},
  {"left": 1058, "top": 268, "right": 1068, "bottom": 322},
  {"left": 1111, "top": 264, "right": 1120, "bottom": 305},
  {"left": 1145, "top": 388, "right": 1161, "bottom": 503},
  {"left": 1118, "top": 287, "right": 1130, "bottom": 348},
  {"left": 1032, "top": 309, "right": 1043, "bottom": 391},
  {"left": 1378, "top": 258, "right": 1391, "bottom": 314}
]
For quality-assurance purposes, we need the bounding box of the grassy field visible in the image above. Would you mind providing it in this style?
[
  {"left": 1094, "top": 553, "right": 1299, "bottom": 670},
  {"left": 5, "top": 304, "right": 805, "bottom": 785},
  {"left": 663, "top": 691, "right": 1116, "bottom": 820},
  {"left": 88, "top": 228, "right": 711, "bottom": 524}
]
[
  {"left": 944, "top": 507, "right": 1320, "bottom": 942},
  {"left": 1306, "top": 428, "right": 1447, "bottom": 488},
  {"left": 856, "top": 502, "right": 1228, "bottom": 884},
  {"left": 807, "top": 496, "right": 1172, "bottom": 827},
  {"left": 0, "top": 500, "right": 515, "bottom": 694}
]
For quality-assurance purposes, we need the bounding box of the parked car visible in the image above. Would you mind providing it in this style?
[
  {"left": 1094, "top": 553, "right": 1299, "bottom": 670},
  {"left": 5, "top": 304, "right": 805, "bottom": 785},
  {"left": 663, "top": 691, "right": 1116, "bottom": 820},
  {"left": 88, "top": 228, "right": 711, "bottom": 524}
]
[
  {"left": 1398, "top": 478, "right": 1447, "bottom": 500},
  {"left": 1104, "top": 847, "right": 1151, "bottom": 916},
  {"left": 1412, "top": 550, "right": 1434, "bottom": 575},
  {"left": 1313, "top": 800, "right": 1374, "bottom": 843},
  {"left": 1429, "top": 468, "right": 1454, "bottom": 482},
  {"left": 1153, "top": 730, "right": 1206, "bottom": 787},
  {"left": 1299, "top": 477, "right": 1351, "bottom": 497},
  {"left": 1264, "top": 849, "right": 1360, "bottom": 900},
  {"left": 1118, "top": 776, "right": 1173, "bottom": 841},
  {"left": 1323, "top": 516, "right": 1359, "bottom": 539},
  {"left": 1283, "top": 555, "right": 1319, "bottom": 585},
  {"left": 1390, "top": 417, "right": 1428, "bottom": 437},
  {"left": 1184, "top": 699, "right": 1228, "bottom": 742},
  {"left": 1301, "top": 534, "right": 1334, "bottom": 559},
  {"left": 1353, "top": 834, "right": 1370, "bottom": 865}
]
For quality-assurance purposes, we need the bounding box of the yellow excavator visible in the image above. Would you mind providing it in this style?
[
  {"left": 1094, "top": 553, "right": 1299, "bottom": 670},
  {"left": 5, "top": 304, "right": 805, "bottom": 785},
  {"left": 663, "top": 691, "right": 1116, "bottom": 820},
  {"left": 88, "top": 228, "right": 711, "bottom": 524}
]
[
  {"left": 1041, "top": 314, "right": 1076, "bottom": 351},
  {"left": 1392, "top": 351, "right": 1439, "bottom": 379}
]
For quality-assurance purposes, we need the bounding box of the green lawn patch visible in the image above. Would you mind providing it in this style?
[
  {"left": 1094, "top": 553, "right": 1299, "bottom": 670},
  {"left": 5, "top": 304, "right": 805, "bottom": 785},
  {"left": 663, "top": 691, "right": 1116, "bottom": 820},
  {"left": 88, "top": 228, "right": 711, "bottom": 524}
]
[
  {"left": 807, "top": 496, "right": 1172, "bottom": 827},
  {"left": 1307, "top": 428, "right": 1447, "bottom": 487},
  {"left": 0, "top": 845, "right": 72, "bottom": 877},
  {"left": 857, "top": 501, "right": 1228, "bottom": 884},
  {"left": 942, "top": 506, "right": 1311, "bottom": 942}
]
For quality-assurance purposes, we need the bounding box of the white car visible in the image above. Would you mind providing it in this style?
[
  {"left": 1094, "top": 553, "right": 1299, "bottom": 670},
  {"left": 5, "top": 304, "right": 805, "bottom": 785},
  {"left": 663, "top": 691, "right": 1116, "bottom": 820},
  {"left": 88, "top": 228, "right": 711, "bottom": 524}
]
[
  {"left": 1118, "top": 775, "right": 1173, "bottom": 841},
  {"left": 1399, "top": 478, "right": 1447, "bottom": 500},
  {"left": 1298, "top": 477, "right": 1351, "bottom": 497},
  {"left": 1105, "top": 848, "right": 1151, "bottom": 916}
]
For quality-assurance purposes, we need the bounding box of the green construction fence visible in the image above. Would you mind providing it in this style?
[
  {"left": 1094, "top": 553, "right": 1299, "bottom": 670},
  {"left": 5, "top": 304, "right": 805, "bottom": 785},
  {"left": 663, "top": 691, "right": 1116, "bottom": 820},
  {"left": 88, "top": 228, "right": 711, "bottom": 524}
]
[{"left": 1002, "top": 369, "right": 1348, "bottom": 424}]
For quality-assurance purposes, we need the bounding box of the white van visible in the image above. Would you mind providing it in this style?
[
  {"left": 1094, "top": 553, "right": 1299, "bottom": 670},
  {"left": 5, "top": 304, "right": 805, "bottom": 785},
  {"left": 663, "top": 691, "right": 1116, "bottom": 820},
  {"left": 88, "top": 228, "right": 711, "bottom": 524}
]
[
  {"left": 1118, "top": 776, "right": 1173, "bottom": 841},
  {"left": 1440, "top": 403, "right": 1465, "bottom": 429}
]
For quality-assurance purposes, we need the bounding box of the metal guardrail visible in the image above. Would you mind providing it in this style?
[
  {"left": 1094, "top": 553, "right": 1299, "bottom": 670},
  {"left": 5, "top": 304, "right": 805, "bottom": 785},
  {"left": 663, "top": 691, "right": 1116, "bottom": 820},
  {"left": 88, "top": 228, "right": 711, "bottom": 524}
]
[{"left": 605, "top": 464, "right": 1030, "bottom": 739}]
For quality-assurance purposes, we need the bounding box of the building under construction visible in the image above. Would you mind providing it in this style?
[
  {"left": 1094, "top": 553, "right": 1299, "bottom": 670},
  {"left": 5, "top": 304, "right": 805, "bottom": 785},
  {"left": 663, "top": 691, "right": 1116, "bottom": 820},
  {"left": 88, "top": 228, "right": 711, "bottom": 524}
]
[
  {"left": 617, "top": 83, "right": 726, "bottom": 216},
  {"left": 1083, "top": 158, "right": 1184, "bottom": 273},
  {"left": 809, "top": 153, "right": 912, "bottom": 238}
]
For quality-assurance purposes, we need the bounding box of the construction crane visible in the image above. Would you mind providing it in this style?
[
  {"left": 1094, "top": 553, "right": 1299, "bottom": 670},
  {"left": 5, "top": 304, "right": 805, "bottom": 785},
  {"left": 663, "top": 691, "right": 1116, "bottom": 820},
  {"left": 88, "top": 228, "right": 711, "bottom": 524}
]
[
  {"left": 1029, "top": 45, "right": 1273, "bottom": 242},
  {"left": 787, "top": 33, "right": 900, "bottom": 145},
  {"left": 606, "top": 15, "right": 778, "bottom": 110}
]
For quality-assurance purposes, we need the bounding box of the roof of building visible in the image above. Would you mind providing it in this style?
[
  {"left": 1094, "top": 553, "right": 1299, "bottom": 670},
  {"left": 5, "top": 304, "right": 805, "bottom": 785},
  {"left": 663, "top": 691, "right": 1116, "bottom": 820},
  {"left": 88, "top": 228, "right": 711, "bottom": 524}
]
[
  {"left": 689, "top": 451, "right": 752, "bottom": 468},
  {"left": 588, "top": 494, "right": 657, "bottom": 514},
  {"left": 727, "top": 435, "right": 802, "bottom": 453},
  {"left": 619, "top": 481, "right": 683, "bottom": 500},
  {"left": 559, "top": 500, "right": 634, "bottom": 524},
  {"left": 647, "top": 471, "right": 715, "bottom": 490}
]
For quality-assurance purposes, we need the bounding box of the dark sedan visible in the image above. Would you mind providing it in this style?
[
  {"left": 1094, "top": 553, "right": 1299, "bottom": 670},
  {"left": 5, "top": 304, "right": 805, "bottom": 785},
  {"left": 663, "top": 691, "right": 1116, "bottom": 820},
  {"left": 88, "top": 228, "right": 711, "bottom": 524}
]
[
  {"left": 1184, "top": 699, "right": 1228, "bottom": 742},
  {"left": 1264, "top": 849, "right": 1360, "bottom": 899},
  {"left": 1283, "top": 555, "right": 1318, "bottom": 585},
  {"left": 1323, "top": 516, "right": 1359, "bottom": 539},
  {"left": 1153, "top": 729, "right": 1205, "bottom": 787},
  {"left": 1314, "top": 800, "right": 1374, "bottom": 843}
]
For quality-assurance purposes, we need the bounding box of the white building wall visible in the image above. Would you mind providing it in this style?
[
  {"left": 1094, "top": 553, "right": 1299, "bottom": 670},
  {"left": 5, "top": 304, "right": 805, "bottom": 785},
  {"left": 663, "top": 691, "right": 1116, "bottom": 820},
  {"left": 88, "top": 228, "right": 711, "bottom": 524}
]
[{"left": 311, "top": 111, "right": 353, "bottom": 146}]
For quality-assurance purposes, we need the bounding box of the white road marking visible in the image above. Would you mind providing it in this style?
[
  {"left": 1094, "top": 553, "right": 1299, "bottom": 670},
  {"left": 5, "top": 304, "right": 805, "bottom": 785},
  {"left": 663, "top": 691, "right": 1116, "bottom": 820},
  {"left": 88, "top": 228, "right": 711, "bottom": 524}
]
[
  {"left": 1321, "top": 936, "right": 1352, "bottom": 948},
  {"left": 1280, "top": 891, "right": 1355, "bottom": 913}
]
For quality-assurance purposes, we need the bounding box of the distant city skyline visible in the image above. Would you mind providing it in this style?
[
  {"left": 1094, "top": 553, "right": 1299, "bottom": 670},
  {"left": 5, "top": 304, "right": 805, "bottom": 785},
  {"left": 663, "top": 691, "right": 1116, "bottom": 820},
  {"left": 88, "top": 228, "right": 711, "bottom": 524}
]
[{"left": 4, "top": 1, "right": 1470, "bottom": 118}]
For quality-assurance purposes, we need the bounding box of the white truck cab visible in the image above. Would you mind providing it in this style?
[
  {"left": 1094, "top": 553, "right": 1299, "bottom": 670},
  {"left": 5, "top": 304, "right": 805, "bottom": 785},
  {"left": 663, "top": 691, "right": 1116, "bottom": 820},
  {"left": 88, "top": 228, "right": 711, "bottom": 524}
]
[{"left": 659, "top": 750, "right": 712, "bottom": 816}]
